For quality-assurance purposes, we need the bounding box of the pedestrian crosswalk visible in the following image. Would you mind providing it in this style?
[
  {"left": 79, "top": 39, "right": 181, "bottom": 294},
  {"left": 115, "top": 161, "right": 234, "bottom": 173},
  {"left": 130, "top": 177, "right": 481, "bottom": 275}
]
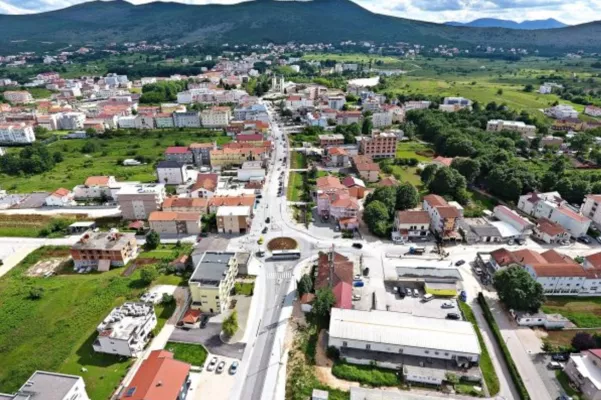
[{"left": 266, "top": 271, "right": 294, "bottom": 280}]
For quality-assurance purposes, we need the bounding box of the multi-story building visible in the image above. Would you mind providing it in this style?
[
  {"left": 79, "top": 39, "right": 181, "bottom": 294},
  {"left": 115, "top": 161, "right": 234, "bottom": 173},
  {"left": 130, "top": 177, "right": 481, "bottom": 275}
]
[
  {"left": 359, "top": 130, "right": 398, "bottom": 159},
  {"left": 164, "top": 146, "right": 194, "bottom": 164},
  {"left": 189, "top": 252, "right": 238, "bottom": 313},
  {"left": 318, "top": 134, "right": 345, "bottom": 147},
  {"left": 327, "top": 96, "right": 346, "bottom": 110},
  {"left": 45, "top": 188, "right": 75, "bottom": 207},
  {"left": 237, "top": 160, "right": 265, "bottom": 181},
  {"left": 324, "top": 147, "right": 350, "bottom": 168},
  {"left": 216, "top": 206, "right": 251, "bottom": 234},
  {"left": 533, "top": 218, "right": 570, "bottom": 244},
  {"left": 404, "top": 101, "right": 431, "bottom": 111},
  {"left": 93, "top": 302, "right": 157, "bottom": 357},
  {"left": 154, "top": 113, "right": 175, "bottom": 128},
  {"left": 73, "top": 176, "right": 117, "bottom": 200},
  {"left": 208, "top": 195, "right": 256, "bottom": 214},
  {"left": 118, "top": 350, "right": 191, "bottom": 400},
  {"left": 0, "top": 371, "right": 90, "bottom": 400},
  {"left": 545, "top": 104, "right": 579, "bottom": 119},
  {"left": 439, "top": 97, "right": 472, "bottom": 112},
  {"left": 372, "top": 111, "right": 393, "bottom": 128},
  {"left": 201, "top": 106, "right": 231, "bottom": 128},
  {"left": 565, "top": 350, "right": 601, "bottom": 400},
  {"left": 581, "top": 194, "right": 601, "bottom": 229},
  {"left": 493, "top": 205, "right": 534, "bottom": 236},
  {"left": 2, "top": 90, "right": 33, "bottom": 104},
  {"left": 162, "top": 197, "right": 208, "bottom": 214},
  {"left": 156, "top": 160, "right": 188, "bottom": 185},
  {"left": 210, "top": 147, "right": 266, "bottom": 168},
  {"left": 190, "top": 173, "right": 218, "bottom": 198},
  {"left": 148, "top": 211, "right": 201, "bottom": 236},
  {"left": 117, "top": 184, "right": 166, "bottom": 220},
  {"left": 585, "top": 105, "right": 601, "bottom": 117},
  {"left": 350, "top": 155, "right": 380, "bottom": 183},
  {"left": 70, "top": 231, "right": 138, "bottom": 270},
  {"left": 486, "top": 120, "right": 537, "bottom": 138},
  {"left": 392, "top": 210, "right": 431, "bottom": 242},
  {"left": 173, "top": 111, "right": 201, "bottom": 128},
  {"left": 336, "top": 111, "right": 362, "bottom": 125},
  {"left": 423, "top": 194, "right": 461, "bottom": 239},
  {"left": 0, "top": 122, "right": 36, "bottom": 143},
  {"left": 190, "top": 142, "right": 216, "bottom": 166},
  {"left": 58, "top": 112, "right": 86, "bottom": 130}
]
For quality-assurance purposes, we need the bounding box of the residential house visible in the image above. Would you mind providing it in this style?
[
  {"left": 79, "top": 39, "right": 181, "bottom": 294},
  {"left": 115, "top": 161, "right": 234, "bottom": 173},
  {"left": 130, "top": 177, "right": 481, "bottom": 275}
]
[
  {"left": 431, "top": 156, "right": 454, "bottom": 168},
  {"left": 210, "top": 147, "right": 266, "bottom": 168},
  {"left": 439, "top": 97, "right": 472, "bottom": 112},
  {"left": 237, "top": 161, "right": 265, "bottom": 182},
  {"left": 581, "top": 194, "right": 601, "bottom": 229},
  {"left": 117, "top": 184, "right": 166, "bottom": 220},
  {"left": 201, "top": 106, "right": 231, "bottom": 128},
  {"left": 118, "top": 350, "right": 191, "bottom": 400},
  {"left": 208, "top": 195, "right": 256, "bottom": 214},
  {"left": 315, "top": 251, "right": 354, "bottom": 309},
  {"left": 585, "top": 106, "right": 601, "bottom": 117},
  {"left": 0, "top": 371, "right": 90, "bottom": 400},
  {"left": 493, "top": 205, "right": 534, "bottom": 236},
  {"left": 148, "top": 211, "right": 201, "bottom": 236},
  {"left": 423, "top": 194, "right": 462, "bottom": 240},
  {"left": 73, "top": 176, "right": 117, "bottom": 200},
  {"left": 45, "top": 188, "right": 75, "bottom": 207},
  {"left": 156, "top": 161, "right": 188, "bottom": 185},
  {"left": 392, "top": 210, "right": 430, "bottom": 242},
  {"left": 161, "top": 197, "right": 208, "bottom": 214},
  {"left": 341, "top": 176, "right": 366, "bottom": 199},
  {"left": 324, "top": 147, "right": 350, "bottom": 167},
  {"left": 372, "top": 111, "right": 393, "bottom": 128},
  {"left": 565, "top": 349, "right": 601, "bottom": 400},
  {"left": 164, "top": 146, "right": 194, "bottom": 164},
  {"left": 318, "top": 134, "right": 345, "bottom": 147},
  {"left": 336, "top": 111, "right": 362, "bottom": 125},
  {"left": 486, "top": 120, "right": 537, "bottom": 139},
  {"left": 327, "top": 96, "right": 346, "bottom": 110},
  {"left": 70, "top": 231, "right": 138, "bottom": 270},
  {"left": 545, "top": 104, "right": 579, "bottom": 119},
  {"left": 189, "top": 142, "right": 216, "bottom": 166},
  {"left": 173, "top": 111, "right": 201, "bottom": 128},
  {"left": 379, "top": 176, "right": 400, "bottom": 187},
  {"left": 358, "top": 130, "right": 398, "bottom": 158},
  {"left": 351, "top": 155, "right": 380, "bottom": 183},
  {"left": 190, "top": 173, "right": 218, "bottom": 198},
  {"left": 189, "top": 252, "right": 238, "bottom": 313},
  {"left": 216, "top": 206, "right": 251, "bottom": 234},
  {"left": 404, "top": 101, "right": 431, "bottom": 111},
  {"left": 533, "top": 218, "right": 570, "bottom": 244},
  {"left": 93, "top": 302, "right": 157, "bottom": 357}
]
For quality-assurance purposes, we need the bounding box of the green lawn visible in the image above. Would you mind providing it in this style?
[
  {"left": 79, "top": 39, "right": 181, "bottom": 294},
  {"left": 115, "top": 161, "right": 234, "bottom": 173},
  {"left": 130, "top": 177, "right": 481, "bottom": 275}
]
[
  {"left": 234, "top": 281, "right": 255, "bottom": 296},
  {"left": 138, "top": 244, "right": 192, "bottom": 261},
  {"left": 0, "top": 246, "right": 175, "bottom": 400},
  {"left": 287, "top": 171, "right": 305, "bottom": 202},
  {"left": 389, "top": 165, "right": 422, "bottom": 187},
  {"left": 165, "top": 342, "right": 208, "bottom": 367},
  {"left": 290, "top": 151, "right": 308, "bottom": 169},
  {"left": 0, "top": 214, "right": 76, "bottom": 238},
  {"left": 0, "top": 129, "right": 230, "bottom": 193},
  {"left": 555, "top": 370, "right": 582, "bottom": 397},
  {"left": 301, "top": 53, "right": 403, "bottom": 66},
  {"left": 395, "top": 141, "right": 434, "bottom": 162},
  {"left": 542, "top": 297, "right": 601, "bottom": 328}
]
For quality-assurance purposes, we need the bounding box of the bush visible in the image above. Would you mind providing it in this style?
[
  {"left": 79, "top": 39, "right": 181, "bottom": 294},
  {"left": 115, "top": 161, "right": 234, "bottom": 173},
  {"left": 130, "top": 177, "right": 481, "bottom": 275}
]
[
  {"left": 140, "top": 267, "right": 158, "bottom": 285},
  {"left": 28, "top": 287, "right": 44, "bottom": 300},
  {"left": 332, "top": 362, "right": 400, "bottom": 387},
  {"left": 223, "top": 311, "right": 238, "bottom": 337},
  {"left": 478, "top": 293, "right": 530, "bottom": 400},
  {"left": 161, "top": 293, "right": 175, "bottom": 304}
]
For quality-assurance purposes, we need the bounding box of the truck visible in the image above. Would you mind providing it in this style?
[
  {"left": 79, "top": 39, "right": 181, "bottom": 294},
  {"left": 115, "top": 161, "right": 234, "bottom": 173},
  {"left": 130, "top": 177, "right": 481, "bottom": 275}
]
[{"left": 405, "top": 246, "right": 426, "bottom": 256}]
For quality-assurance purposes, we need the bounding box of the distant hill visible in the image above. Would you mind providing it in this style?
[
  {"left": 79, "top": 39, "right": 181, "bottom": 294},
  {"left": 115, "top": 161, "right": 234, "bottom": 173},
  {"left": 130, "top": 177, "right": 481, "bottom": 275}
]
[
  {"left": 0, "top": 0, "right": 597, "bottom": 55},
  {"left": 445, "top": 18, "right": 568, "bottom": 30}
]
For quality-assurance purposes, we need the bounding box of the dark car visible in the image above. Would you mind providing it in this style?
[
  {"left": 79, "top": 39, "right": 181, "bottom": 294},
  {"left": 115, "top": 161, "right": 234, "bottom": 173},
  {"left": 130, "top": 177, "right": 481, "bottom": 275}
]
[
  {"left": 262, "top": 227, "right": 268, "bottom": 234},
  {"left": 200, "top": 315, "right": 209, "bottom": 328},
  {"left": 363, "top": 267, "right": 369, "bottom": 276},
  {"left": 265, "top": 217, "right": 271, "bottom": 223},
  {"left": 552, "top": 353, "right": 569, "bottom": 362},
  {"left": 578, "top": 236, "right": 592, "bottom": 244},
  {"left": 352, "top": 243, "right": 363, "bottom": 249},
  {"left": 455, "top": 260, "right": 466, "bottom": 266},
  {"left": 446, "top": 313, "right": 461, "bottom": 320}
]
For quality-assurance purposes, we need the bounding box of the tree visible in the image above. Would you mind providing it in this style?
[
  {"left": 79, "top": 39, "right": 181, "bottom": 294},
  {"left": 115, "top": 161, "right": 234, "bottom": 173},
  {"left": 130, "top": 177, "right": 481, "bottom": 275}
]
[
  {"left": 365, "top": 186, "right": 397, "bottom": 216},
  {"left": 523, "top": 84, "right": 534, "bottom": 92},
  {"left": 395, "top": 182, "right": 419, "bottom": 211},
  {"left": 549, "top": 156, "right": 569, "bottom": 176},
  {"left": 428, "top": 167, "right": 467, "bottom": 202},
  {"left": 297, "top": 274, "right": 313, "bottom": 296},
  {"left": 140, "top": 267, "right": 158, "bottom": 285},
  {"left": 222, "top": 310, "right": 239, "bottom": 337},
  {"left": 363, "top": 200, "right": 390, "bottom": 237},
  {"left": 312, "top": 288, "right": 336, "bottom": 319},
  {"left": 557, "top": 177, "right": 590, "bottom": 205},
  {"left": 493, "top": 267, "right": 545, "bottom": 312},
  {"left": 572, "top": 332, "right": 597, "bottom": 351},
  {"left": 420, "top": 164, "right": 439, "bottom": 186},
  {"left": 52, "top": 151, "right": 64, "bottom": 163},
  {"left": 361, "top": 117, "right": 372, "bottom": 136},
  {"left": 81, "top": 141, "right": 98, "bottom": 154},
  {"left": 497, "top": 89, "right": 503, "bottom": 95},
  {"left": 145, "top": 230, "right": 160, "bottom": 250},
  {"left": 571, "top": 133, "right": 593, "bottom": 155},
  {"left": 451, "top": 157, "right": 481, "bottom": 184}
]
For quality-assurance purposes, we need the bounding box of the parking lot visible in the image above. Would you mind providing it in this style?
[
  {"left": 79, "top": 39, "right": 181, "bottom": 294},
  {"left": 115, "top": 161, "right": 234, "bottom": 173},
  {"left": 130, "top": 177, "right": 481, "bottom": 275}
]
[
  {"left": 188, "top": 355, "right": 239, "bottom": 400},
  {"left": 531, "top": 353, "right": 564, "bottom": 399}
]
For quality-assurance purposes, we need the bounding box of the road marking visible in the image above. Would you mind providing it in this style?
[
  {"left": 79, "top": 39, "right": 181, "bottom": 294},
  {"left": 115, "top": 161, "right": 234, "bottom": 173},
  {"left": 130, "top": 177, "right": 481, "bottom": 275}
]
[{"left": 266, "top": 271, "right": 293, "bottom": 279}]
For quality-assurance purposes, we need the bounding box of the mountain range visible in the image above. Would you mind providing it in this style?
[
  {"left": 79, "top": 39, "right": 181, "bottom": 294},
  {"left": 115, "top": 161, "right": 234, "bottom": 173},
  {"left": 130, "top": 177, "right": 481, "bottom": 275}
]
[
  {"left": 445, "top": 18, "right": 567, "bottom": 30},
  {"left": 0, "top": 0, "right": 599, "bottom": 55}
]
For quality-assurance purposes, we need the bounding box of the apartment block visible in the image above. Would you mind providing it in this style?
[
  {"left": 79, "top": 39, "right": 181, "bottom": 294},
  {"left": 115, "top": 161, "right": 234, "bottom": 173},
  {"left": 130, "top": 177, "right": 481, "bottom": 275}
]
[
  {"left": 359, "top": 130, "right": 398, "bottom": 159},
  {"left": 117, "top": 184, "right": 166, "bottom": 220},
  {"left": 2, "top": 90, "right": 33, "bottom": 104},
  {"left": 201, "top": 106, "right": 231, "bottom": 128},
  {"left": 148, "top": 211, "right": 201, "bottom": 235},
  {"left": 70, "top": 231, "right": 138, "bottom": 270},
  {"left": 216, "top": 205, "right": 251, "bottom": 234},
  {"left": 486, "top": 120, "right": 537, "bottom": 138},
  {"left": 189, "top": 252, "right": 239, "bottom": 313},
  {"left": 0, "top": 122, "right": 36, "bottom": 143},
  {"left": 0, "top": 371, "right": 90, "bottom": 400},
  {"left": 164, "top": 146, "right": 194, "bottom": 164},
  {"left": 173, "top": 111, "right": 201, "bottom": 128}
]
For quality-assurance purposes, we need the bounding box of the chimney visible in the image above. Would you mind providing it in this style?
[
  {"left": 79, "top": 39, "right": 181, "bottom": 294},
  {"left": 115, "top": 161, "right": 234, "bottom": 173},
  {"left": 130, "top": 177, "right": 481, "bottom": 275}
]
[{"left": 156, "top": 381, "right": 162, "bottom": 387}]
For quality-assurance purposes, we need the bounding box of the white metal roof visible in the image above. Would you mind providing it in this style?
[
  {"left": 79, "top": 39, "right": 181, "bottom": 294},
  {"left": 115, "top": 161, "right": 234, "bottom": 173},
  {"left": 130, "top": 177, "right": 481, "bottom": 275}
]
[
  {"left": 490, "top": 221, "right": 521, "bottom": 238},
  {"left": 329, "top": 308, "right": 481, "bottom": 355}
]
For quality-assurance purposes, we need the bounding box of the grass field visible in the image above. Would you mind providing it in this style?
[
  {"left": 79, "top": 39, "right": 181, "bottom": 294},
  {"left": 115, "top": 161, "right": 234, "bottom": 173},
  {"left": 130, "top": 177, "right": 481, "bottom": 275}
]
[
  {"left": 0, "top": 214, "right": 77, "bottom": 238},
  {"left": 287, "top": 171, "right": 305, "bottom": 202},
  {"left": 138, "top": 244, "right": 193, "bottom": 261},
  {"left": 544, "top": 329, "right": 601, "bottom": 348},
  {"left": 0, "top": 246, "right": 176, "bottom": 399},
  {"left": 542, "top": 297, "right": 601, "bottom": 328},
  {"left": 302, "top": 53, "right": 403, "bottom": 66},
  {"left": 290, "top": 151, "right": 308, "bottom": 169},
  {"left": 165, "top": 342, "right": 208, "bottom": 367},
  {"left": 395, "top": 141, "right": 434, "bottom": 162},
  {"left": 0, "top": 129, "right": 230, "bottom": 193}
]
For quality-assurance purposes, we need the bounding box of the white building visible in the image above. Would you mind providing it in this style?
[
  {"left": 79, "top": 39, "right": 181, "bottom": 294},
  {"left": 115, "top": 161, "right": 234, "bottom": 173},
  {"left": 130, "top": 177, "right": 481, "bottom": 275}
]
[
  {"left": 156, "top": 161, "right": 188, "bottom": 185},
  {"left": 237, "top": 160, "right": 265, "bottom": 182},
  {"left": 201, "top": 106, "right": 231, "bottom": 128},
  {"left": 58, "top": 112, "right": 86, "bottom": 130},
  {"left": 327, "top": 96, "right": 346, "bottom": 110},
  {"left": 328, "top": 308, "right": 480, "bottom": 367},
  {"left": 404, "top": 101, "right": 431, "bottom": 111},
  {"left": 440, "top": 97, "right": 472, "bottom": 112},
  {"left": 487, "top": 120, "right": 536, "bottom": 138},
  {"left": 545, "top": 104, "right": 579, "bottom": 119},
  {"left": 581, "top": 194, "right": 601, "bottom": 228},
  {"left": 0, "top": 122, "right": 36, "bottom": 143},
  {"left": 518, "top": 192, "right": 590, "bottom": 238},
  {"left": 45, "top": 188, "right": 75, "bottom": 207},
  {"left": 117, "top": 115, "right": 138, "bottom": 129},
  {"left": 93, "top": 302, "right": 156, "bottom": 357},
  {"left": 493, "top": 205, "right": 534, "bottom": 236},
  {"left": 73, "top": 176, "right": 117, "bottom": 200},
  {"left": 585, "top": 106, "right": 601, "bottom": 117},
  {"left": 2, "top": 90, "right": 33, "bottom": 104},
  {"left": 0, "top": 371, "right": 90, "bottom": 400},
  {"left": 372, "top": 111, "right": 393, "bottom": 128},
  {"left": 565, "top": 350, "right": 601, "bottom": 400},
  {"left": 173, "top": 111, "right": 201, "bottom": 128}
]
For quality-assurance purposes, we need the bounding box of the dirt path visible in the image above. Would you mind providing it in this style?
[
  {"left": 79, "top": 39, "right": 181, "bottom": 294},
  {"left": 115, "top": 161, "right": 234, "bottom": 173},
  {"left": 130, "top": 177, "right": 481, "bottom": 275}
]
[{"left": 313, "top": 329, "right": 359, "bottom": 391}]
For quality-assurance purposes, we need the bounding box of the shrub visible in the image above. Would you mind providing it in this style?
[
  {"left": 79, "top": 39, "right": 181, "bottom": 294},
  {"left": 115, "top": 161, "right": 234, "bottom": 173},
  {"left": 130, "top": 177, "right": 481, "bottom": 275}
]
[
  {"left": 332, "top": 362, "right": 400, "bottom": 387},
  {"left": 28, "top": 287, "right": 44, "bottom": 300},
  {"left": 161, "top": 293, "right": 175, "bottom": 304},
  {"left": 223, "top": 311, "right": 238, "bottom": 337}
]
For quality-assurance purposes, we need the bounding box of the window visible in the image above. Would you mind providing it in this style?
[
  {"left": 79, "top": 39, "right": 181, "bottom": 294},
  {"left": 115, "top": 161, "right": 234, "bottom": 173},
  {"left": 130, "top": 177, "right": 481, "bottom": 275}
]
[
  {"left": 424, "top": 350, "right": 429, "bottom": 354},
  {"left": 366, "top": 344, "right": 371, "bottom": 350},
  {"left": 342, "top": 341, "right": 347, "bottom": 347}
]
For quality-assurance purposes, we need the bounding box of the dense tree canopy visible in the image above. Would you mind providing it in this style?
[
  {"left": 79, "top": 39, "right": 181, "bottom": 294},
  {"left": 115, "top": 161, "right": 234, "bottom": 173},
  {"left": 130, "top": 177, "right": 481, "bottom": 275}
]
[{"left": 493, "top": 267, "right": 545, "bottom": 313}]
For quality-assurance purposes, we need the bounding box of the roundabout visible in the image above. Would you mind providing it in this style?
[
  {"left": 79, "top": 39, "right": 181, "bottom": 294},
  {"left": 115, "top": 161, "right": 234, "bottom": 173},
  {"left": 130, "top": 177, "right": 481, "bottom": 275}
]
[{"left": 266, "top": 236, "right": 298, "bottom": 251}]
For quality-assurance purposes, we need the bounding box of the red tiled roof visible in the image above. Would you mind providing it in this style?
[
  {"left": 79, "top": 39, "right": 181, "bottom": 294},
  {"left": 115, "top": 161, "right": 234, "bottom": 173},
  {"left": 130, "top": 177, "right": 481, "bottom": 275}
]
[
  {"left": 530, "top": 263, "right": 589, "bottom": 278},
  {"left": 316, "top": 176, "right": 345, "bottom": 191},
  {"left": 341, "top": 176, "right": 365, "bottom": 188},
  {"left": 355, "top": 162, "right": 380, "bottom": 172},
  {"left": 300, "top": 293, "right": 316, "bottom": 305},
  {"left": 586, "top": 195, "right": 601, "bottom": 202},
  {"left": 51, "top": 188, "right": 71, "bottom": 197},
  {"left": 315, "top": 251, "right": 354, "bottom": 290},
  {"left": 537, "top": 218, "right": 567, "bottom": 236},
  {"left": 333, "top": 281, "right": 353, "bottom": 309},
  {"left": 437, "top": 206, "right": 460, "bottom": 218},
  {"left": 379, "top": 176, "right": 399, "bottom": 187},
  {"left": 541, "top": 249, "right": 577, "bottom": 265},
  {"left": 432, "top": 156, "right": 453, "bottom": 167},
  {"left": 181, "top": 309, "right": 201, "bottom": 324},
  {"left": 328, "top": 147, "right": 348, "bottom": 156},
  {"left": 192, "top": 173, "right": 218, "bottom": 192},
  {"left": 555, "top": 206, "right": 590, "bottom": 223},
  {"left": 164, "top": 146, "right": 190, "bottom": 154},
  {"left": 85, "top": 176, "right": 110, "bottom": 186},
  {"left": 396, "top": 210, "right": 430, "bottom": 224},
  {"left": 512, "top": 249, "right": 548, "bottom": 265},
  {"left": 148, "top": 211, "right": 201, "bottom": 222},
  {"left": 236, "top": 134, "right": 264, "bottom": 142},
  {"left": 209, "top": 195, "right": 256, "bottom": 208},
  {"left": 586, "top": 252, "right": 601, "bottom": 269},
  {"left": 118, "top": 350, "right": 190, "bottom": 400},
  {"left": 162, "top": 197, "right": 208, "bottom": 210},
  {"left": 423, "top": 194, "right": 448, "bottom": 208},
  {"left": 490, "top": 248, "right": 519, "bottom": 267}
]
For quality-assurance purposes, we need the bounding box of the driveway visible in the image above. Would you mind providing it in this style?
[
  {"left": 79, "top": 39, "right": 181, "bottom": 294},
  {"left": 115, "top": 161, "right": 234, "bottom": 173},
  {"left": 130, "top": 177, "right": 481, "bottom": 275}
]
[
  {"left": 169, "top": 323, "right": 246, "bottom": 360},
  {"left": 191, "top": 356, "right": 240, "bottom": 400}
]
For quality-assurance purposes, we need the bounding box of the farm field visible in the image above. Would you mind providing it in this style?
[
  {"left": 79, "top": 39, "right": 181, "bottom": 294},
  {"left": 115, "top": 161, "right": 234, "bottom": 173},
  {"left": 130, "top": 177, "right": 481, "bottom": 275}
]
[
  {"left": 0, "top": 246, "right": 177, "bottom": 400},
  {"left": 542, "top": 297, "right": 601, "bottom": 328},
  {"left": 0, "top": 129, "right": 230, "bottom": 193}
]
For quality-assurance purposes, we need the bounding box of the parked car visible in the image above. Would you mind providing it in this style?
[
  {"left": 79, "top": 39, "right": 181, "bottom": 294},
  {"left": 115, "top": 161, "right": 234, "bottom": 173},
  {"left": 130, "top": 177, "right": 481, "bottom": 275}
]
[
  {"left": 552, "top": 354, "right": 569, "bottom": 362},
  {"left": 363, "top": 267, "right": 370, "bottom": 276},
  {"left": 441, "top": 301, "right": 454, "bottom": 309},
  {"left": 352, "top": 294, "right": 361, "bottom": 301},
  {"left": 412, "top": 288, "right": 419, "bottom": 297},
  {"left": 207, "top": 357, "right": 218, "bottom": 371},
  {"left": 200, "top": 314, "right": 209, "bottom": 329},
  {"left": 216, "top": 361, "right": 226, "bottom": 373},
  {"left": 354, "top": 274, "right": 362, "bottom": 281},
  {"left": 352, "top": 243, "right": 363, "bottom": 249},
  {"left": 446, "top": 313, "right": 461, "bottom": 320},
  {"left": 405, "top": 287, "right": 412, "bottom": 296},
  {"left": 455, "top": 260, "right": 466, "bottom": 266},
  {"left": 422, "top": 294, "right": 434, "bottom": 302},
  {"left": 229, "top": 361, "right": 239, "bottom": 375},
  {"left": 547, "top": 361, "right": 563, "bottom": 370},
  {"left": 262, "top": 227, "right": 268, "bottom": 234},
  {"left": 578, "top": 236, "right": 592, "bottom": 244},
  {"left": 265, "top": 217, "right": 271, "bottom": 223}
]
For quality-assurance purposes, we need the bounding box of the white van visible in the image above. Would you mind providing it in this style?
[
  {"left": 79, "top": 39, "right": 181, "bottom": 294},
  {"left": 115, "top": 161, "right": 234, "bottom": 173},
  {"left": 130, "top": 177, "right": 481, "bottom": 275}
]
[{"left": 422, "top": 294, "right": 434, "bottom": 302}]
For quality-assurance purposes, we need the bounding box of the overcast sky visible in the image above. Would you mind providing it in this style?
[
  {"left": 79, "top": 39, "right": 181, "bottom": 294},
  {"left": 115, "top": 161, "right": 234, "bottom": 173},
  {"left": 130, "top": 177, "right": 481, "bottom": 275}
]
[{"left": 0, "top": 0, "right": 599, "bottom": 25}]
